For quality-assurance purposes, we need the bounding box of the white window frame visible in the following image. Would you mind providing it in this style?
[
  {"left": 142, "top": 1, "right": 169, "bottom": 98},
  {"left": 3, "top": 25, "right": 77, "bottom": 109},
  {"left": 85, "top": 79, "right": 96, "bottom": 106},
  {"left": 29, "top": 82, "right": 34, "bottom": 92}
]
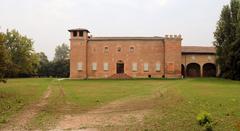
[
  {"left": 92, "top": 62, "right": 97, "bottom": 71},
  {"left": 104, "top": 63, "right": 109, "bottom": 71},
  {"left": 77, "top": 62, "right": 83, "bottom": 71},
  {"left": 156, "top": 63, "right": 161, "bottom": 72},
  {"left": 144, "top": 63, "right": 149, "bottom": 72},
  {"left": 132, "top": 63, "right": 137, "bottom": 72}
]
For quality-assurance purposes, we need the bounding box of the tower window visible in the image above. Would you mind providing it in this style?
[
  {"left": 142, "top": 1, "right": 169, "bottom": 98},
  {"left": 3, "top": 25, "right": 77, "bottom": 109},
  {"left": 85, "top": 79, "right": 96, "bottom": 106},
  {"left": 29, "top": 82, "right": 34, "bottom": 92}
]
[
  {"left": 79, "top": 31, "right": 84, "bottom": 37},
  {"left": 73, "top": 31, "right": 77, "bottom": 37}
]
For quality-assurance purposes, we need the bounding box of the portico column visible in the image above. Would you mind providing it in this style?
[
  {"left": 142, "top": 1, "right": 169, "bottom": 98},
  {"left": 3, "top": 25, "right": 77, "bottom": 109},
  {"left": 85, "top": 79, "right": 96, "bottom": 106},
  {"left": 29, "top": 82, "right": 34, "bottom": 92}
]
[{"left": 200, "top": 64, "right": 203, "bottom": 77}]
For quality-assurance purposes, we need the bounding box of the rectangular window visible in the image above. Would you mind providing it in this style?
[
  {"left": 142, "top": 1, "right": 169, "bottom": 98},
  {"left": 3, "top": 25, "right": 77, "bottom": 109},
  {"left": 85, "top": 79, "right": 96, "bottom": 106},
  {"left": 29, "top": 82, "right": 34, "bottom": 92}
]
[
  {"left": 104, "top": 63, "right": 109, "bottom": 71},
  {"left": 73, "top": 31, "right": 77, "bottom": 37},
  {"left": 132, "top": 63, "right": 137, "bottom": 72},
  {"left": 156, "top": 63, "right": 161, "bottom": 72},
  {"left": 92, "top": 63, "right": 97, "bottom": 71},
  {"left": 144, "top": 63, "right": 149, "bottom": 72},
  {"left": 77, "top": 62, "right": 83, "bottom": 71},
  {"left": 79, "top": 31, "right": 83, "bottom": 37}
]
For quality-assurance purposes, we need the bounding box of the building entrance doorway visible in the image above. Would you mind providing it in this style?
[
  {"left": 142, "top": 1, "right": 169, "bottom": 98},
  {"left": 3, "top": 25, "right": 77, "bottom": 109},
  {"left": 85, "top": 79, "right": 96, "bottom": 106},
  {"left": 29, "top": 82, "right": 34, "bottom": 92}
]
[{"left": 117, "top": 61, "right": 124, "bottom": 74}]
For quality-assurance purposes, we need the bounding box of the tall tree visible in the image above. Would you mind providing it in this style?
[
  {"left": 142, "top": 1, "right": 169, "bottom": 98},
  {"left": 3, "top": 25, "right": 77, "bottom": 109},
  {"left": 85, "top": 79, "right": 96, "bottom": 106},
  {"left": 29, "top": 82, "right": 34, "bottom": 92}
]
[
  {"left": 37, "top": 52, "right": 50, "bottom": 77},
  {"left": 0, "top": 32, "right": 10, "bottom": 82},
  {"left": 214, "top": 0, "right": 240, "bottom": 80},
  {"left": 4, "top": 30, "right": 39, "bottom": 77},
  {"left": 51, "top": 43, "right": 70, "bottom": 77},
  {"left": 53, "top": 43, "right": 70, "bottom": 62}
]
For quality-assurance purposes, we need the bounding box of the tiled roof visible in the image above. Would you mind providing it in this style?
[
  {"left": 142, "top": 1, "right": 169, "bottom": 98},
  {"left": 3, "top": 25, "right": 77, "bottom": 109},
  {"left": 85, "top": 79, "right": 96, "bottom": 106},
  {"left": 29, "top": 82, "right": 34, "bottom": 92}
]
[{"left": 182, "top": 46, "right": 216, "bottom": 54}]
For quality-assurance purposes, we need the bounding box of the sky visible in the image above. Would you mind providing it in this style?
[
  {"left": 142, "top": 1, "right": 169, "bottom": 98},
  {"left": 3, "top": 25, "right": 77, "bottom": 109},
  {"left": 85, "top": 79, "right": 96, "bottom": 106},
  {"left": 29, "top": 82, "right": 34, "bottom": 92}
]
[{"left": 0, "top": 0, "right": 229, "bottom": 60}]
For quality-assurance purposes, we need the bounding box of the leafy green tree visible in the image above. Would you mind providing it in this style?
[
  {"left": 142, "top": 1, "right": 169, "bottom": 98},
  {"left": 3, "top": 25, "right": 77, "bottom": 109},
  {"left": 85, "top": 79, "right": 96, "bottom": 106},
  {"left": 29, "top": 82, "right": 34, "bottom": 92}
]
[
  {"left": 214, "top": 0, "right": 240, "bottom": 80},
  {"left": 0, "top": 33, "right": 10, "bottom": 82},
  {"left": 51, "top": 43, "right": 70, "bottom": 77},
  {"left": 53, "top": 43, "right": 70, "bottom": 62},
  {"left": 37, "top": 52, "right": 50, "bottom": 77},
  {"left": 4, "top": 29, "right": 39, "bottom": 77}
]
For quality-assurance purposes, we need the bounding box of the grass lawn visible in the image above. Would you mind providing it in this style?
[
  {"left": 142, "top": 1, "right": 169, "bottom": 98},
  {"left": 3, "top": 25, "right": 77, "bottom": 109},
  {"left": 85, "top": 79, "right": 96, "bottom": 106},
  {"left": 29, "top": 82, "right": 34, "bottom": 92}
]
[
  {"left": 0, "top": 78, "right": 240, "bottom": 130},
  {"left": 0, "top": 78, "right": 53, "bottom": 125}
]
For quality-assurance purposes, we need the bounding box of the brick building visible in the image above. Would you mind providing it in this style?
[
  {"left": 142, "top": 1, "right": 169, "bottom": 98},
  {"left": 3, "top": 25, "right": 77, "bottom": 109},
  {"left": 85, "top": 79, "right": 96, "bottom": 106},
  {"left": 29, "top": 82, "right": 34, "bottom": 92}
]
[{"left": 69, "top": 28, "right": 217, "bottom": 79}]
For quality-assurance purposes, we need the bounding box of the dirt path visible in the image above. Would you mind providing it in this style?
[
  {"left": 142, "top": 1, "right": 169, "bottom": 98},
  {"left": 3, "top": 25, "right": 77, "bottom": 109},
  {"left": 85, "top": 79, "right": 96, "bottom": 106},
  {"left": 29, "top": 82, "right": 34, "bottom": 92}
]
[
  {"left": 1, "top": 86, "right": 52, "bottom": 131},
  {"left": 53, "top": 99, "right": 152, "bottom": 130}
]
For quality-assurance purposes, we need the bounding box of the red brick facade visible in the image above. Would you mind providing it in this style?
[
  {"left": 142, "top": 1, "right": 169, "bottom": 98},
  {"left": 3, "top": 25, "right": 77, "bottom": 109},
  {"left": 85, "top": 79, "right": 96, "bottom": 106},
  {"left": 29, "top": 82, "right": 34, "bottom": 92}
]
[{"left": 69, "top": 28, "right": 217, "bottom": 79}]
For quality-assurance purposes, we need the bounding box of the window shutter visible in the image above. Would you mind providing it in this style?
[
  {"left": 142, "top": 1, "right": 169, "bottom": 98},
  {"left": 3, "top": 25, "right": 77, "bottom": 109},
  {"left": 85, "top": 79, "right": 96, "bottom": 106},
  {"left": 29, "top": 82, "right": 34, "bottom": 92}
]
[
  {"left": 144, "top": 63, "right": 149, "bottom": 72},
  {"left": 156, "top": 63, "right": 161, "bottom": 71},
  {"left": 77, "top": 62, "right": 83, "bottom": 71},
  {"left": 132, "top": 63, "right": 137, "bottom": 71},
  {"left": 104, "top": 63, "right": 109, "bottom": 71},
  {"left": 92, "top": 63, "right": 97, "bottom": 71}
]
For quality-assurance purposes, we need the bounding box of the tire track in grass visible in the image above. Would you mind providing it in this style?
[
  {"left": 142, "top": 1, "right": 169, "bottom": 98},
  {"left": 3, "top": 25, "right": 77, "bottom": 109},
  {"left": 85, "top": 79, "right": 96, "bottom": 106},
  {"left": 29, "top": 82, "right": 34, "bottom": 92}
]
[{"left": 1, "top": 82, "right": 53, "bottom": 131}]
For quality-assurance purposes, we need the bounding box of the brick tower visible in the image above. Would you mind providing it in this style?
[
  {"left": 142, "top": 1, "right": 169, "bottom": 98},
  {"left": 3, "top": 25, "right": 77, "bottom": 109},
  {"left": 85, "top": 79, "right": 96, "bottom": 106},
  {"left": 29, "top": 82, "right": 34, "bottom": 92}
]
[
  {"left": 68, "top": 28, "right": 89, "bottom": 79},
  {"left": 163, "top": 35, "right": 182, "bottom": 78}
]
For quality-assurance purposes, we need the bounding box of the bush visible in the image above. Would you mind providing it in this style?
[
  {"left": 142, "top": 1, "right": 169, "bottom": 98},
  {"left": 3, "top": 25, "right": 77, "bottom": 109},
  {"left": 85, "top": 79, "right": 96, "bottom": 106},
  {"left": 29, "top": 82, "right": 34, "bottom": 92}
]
[{"left": 196, "top": 111, "right": 213, "bottom": 131}]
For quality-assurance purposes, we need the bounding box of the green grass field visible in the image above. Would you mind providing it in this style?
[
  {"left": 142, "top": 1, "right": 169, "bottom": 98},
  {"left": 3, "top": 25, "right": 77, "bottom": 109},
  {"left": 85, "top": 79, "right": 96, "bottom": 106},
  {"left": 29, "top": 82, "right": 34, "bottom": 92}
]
[
  {"left": 0, "top": 78, "right": 53, "bottom": 125},
  {"left": 0, "top": 78, "right": 240, "bottom": 130}
]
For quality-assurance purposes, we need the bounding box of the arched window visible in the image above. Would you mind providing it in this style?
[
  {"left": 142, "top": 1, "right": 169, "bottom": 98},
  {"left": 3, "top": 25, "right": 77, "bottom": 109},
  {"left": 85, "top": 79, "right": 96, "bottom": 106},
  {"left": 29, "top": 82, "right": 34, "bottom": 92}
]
[
  {"left": 104, "top": 47, "right": 109, "bottom": 53},
  {"left": 117, "top": 47, "right": 121, "bottom": 52},
  {"left": 130, "top": 47, "right": 134, "bottom": 52}
]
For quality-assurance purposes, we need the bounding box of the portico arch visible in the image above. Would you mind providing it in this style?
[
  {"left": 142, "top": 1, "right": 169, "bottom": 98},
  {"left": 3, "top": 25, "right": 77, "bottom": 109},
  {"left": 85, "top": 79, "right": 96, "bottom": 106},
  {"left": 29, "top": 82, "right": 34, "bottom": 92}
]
[
  {"left": 186, "top": 63, "right": 201, "bottom": 77},
  {"left": 203, "top": 63, "right": 216, "bottom": 77}
]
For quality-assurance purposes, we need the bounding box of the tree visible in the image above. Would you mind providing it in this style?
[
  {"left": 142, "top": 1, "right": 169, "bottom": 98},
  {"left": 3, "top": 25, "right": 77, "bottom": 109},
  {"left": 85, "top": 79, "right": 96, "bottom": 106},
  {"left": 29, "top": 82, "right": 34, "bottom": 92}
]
[
  {"left": 4, "top": 29, "right": 39, "bottom": 77},
  {"left": 37, "top": 52, "right": 50, "bottom": 77},
  {"left": 0, "top": 32, "right": 10, "bottom": 83},
  {"left": 51, "top": 43, "right": 70, "bottom": 77},
  {"left": 214, "top": 0, "right": 240, "bottom": 80},
  {"left": 53, "top": 43, "right": 70, "bottom": 62}
]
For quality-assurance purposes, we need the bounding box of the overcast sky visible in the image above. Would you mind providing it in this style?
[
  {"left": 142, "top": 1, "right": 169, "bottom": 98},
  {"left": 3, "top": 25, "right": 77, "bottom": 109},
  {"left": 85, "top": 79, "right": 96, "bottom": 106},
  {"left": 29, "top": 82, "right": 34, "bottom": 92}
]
[{"left": 0, "top": 0, "right": 229, "bottom": 60}]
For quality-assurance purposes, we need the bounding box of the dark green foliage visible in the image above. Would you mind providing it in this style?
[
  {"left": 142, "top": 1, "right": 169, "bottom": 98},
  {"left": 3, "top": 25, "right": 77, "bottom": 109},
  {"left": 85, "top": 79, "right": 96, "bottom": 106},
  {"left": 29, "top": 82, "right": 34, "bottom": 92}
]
[
  {"left": 214, "top": 0, "right": 240, "bottom": 80},
  {"left": 49, "top": 59, "right": 70, "bottom": 77},
  {"left": 0, "top": 29, "right": 70, "bottom": 79},
  {"left": 36, "top": 44, "right": 70, "bottom": 78},
  {"left": 3, "top": 29, "right": 39, "bottom": 77},
  {"left": 37, "top": 52, "right": 50, "bottom": 77},
  {"left": 50, "top": 43, "right": 70, "bottom": 77},
  {"left": 0, "top": 33, "right": 10, "bottom": 83}
]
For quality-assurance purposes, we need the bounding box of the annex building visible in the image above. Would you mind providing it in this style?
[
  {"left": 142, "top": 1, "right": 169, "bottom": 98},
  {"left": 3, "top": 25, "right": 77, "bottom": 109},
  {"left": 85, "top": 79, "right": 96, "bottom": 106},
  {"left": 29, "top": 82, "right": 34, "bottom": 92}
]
[{"left": 69, "top": 28, "right": 218, "bottom": 79}]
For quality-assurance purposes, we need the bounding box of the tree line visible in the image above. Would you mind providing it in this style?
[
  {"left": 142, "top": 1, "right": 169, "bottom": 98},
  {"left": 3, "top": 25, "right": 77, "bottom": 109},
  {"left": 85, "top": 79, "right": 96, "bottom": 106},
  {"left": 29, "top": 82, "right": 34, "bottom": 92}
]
[
  {"left": 0, "top": 29, "right": 69, "bottom": 82},
  {"left": 214, "top": 0, "right": 240, "bottom": 80},
  {"left": 1, "top": 0, "right": 240, "bottom": 82}
]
